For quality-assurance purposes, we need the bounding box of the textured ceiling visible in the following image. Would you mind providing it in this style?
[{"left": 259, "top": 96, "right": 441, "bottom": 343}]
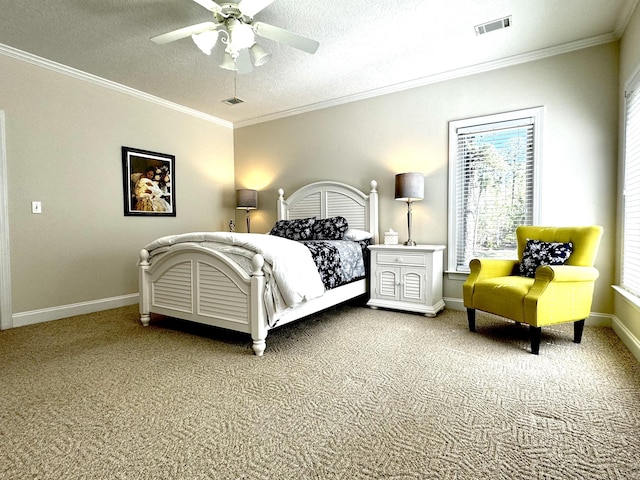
[{"left": 0, "top": 0, "right": 637, "bottom": 127}]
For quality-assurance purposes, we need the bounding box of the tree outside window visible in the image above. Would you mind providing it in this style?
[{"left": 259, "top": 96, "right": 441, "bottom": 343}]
[{"left": 448, "top": 108, "right": 542, "bottom": 274}]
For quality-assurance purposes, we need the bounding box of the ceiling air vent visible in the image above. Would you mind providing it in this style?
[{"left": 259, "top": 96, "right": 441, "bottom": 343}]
[
  {"left": 222, "top": 96, "right": 244, "bottom": 105},
  {"left": 475, "top": 16, "right": 512, "bottom": 35}
]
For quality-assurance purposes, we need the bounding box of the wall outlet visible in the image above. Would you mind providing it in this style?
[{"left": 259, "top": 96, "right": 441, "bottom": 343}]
[{"left": 31, "top": 201, "right": 42, "bottom": 214}]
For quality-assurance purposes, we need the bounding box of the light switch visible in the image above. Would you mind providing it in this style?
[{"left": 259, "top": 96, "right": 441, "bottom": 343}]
[{"left": 31, "top": 201, "right": 42, "bottom": 214}]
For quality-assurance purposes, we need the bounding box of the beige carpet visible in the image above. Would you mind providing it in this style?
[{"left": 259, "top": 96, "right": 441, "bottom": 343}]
[{"left": 1, "top": 303, "right": 639, "bottom": 479}]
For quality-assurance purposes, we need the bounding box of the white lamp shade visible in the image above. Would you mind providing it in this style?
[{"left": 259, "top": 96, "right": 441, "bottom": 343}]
[
  {"left": 228, "top": 19, "right": 255, "bottom": 50},
  {"left": 191, "top": 30, "right": 219, "bottom": 55},
  {"left": 236, "top": 189, "right": 258, "bottom": 210},
  {"left": 250, "top": 43, "right": 271, "bottom": 66},
  {"left": 395, "top": 172, "right": 424, "bottom": 202},
  {"left": 220, "top": 51, "right": 237, "bottom": 71}
]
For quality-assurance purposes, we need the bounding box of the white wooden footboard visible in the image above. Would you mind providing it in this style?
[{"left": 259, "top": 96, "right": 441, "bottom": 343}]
[{"left": 139, "top": 244, "right": 268, "bottom": 355}]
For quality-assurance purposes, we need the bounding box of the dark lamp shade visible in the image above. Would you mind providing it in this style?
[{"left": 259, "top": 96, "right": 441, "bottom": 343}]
[
  {"left": 236, "top": 189, "right": 258, "bottom": 210},
  {"left": 395, "top": 172, "right": 424, "bottom": 202}
]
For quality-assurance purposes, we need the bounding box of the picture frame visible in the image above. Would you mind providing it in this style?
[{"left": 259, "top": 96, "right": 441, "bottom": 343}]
[{"left": 122, "top": 146, "right": 176, "bottom": 217}]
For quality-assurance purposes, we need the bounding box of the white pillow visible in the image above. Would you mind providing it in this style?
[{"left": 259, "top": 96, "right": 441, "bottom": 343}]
[{"left": 344, "top": 228, "right": 373, "bottom": 241}]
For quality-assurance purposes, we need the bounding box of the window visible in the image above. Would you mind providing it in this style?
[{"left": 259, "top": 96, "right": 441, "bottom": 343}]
[
  {"left": 621, "top": 72, "right": 640, "bottom": 298},
  {"left": 448, "top": 107, "right": 542, "bottom": 274}
]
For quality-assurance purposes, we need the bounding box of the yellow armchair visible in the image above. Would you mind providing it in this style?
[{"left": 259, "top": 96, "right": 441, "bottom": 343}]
[{"left": 463, "top": 226, "right": 603, "bottom": 354}]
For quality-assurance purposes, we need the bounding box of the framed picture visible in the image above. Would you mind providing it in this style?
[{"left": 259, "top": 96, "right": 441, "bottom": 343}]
[{"left": 122, "top": 146, "right": 175, "bottom": 217}]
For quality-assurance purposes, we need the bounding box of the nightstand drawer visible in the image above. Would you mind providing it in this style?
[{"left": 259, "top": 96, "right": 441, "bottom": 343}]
[{"left": 376, "top": 252, "right": 426, "bottom": 266}]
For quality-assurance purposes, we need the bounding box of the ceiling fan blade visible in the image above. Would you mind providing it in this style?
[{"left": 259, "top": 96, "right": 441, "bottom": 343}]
[
  {"left": 192, "top": 0, "right": 222, "bottom": 13},
  {"left": 253, "top": 22, "right": 319, "bottom": 54},
  {"left": 236, "top": 49, "right": 253, "bottom": 74},
  {"left": 151, "top": 22, "right": 218, "bottom": 45},
  {"left": 238, "top": 0, "right": 274, "bottom": 17}
]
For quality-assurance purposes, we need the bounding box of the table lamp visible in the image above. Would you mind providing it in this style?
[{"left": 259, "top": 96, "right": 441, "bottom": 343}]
[
  {"left": 236, "top": 189, "right": 258, "bottom": 233},
  {"left": 395, "top": 172, "right": 424, "bottom": 246}
]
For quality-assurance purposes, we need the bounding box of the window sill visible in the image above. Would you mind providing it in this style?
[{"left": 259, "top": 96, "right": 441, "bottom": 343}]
[
  {"left": 446, "top": 271, "right": 469, "bottom": 281},
  {"left": 612, "top": 285, "right": 640, "bottom": 312}
]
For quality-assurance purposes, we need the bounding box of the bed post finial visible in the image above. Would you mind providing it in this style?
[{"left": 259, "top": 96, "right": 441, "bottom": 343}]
[
  {"left": 250, "top": 254, "right": 265, "bottom": 276},
  {"left": 139, "top": 249, "right": 150, "bottom": 266},
  {"left": 277, "top": 188, "right": 287, "bottom": 220},
  {"left": 369, "top": 180, "right": 379, "bottom": 245}
]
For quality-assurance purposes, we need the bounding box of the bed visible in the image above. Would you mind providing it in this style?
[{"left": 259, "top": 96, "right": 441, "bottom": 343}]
[{"left": 138, "top": 180, "right": 379, "bottom": 355}]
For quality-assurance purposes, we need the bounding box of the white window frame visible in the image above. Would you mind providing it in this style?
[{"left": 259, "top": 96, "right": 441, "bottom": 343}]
[
  {"left": 619, "top": 68, "right": 640, "bottom": 300},
  {"left": 447, "top": 107, "right": 543, "bottom": 277}
]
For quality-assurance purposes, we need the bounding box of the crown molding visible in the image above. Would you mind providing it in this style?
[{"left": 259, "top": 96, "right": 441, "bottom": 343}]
[
  {"left": 234, "top": 33, "right": 618, "bottom": 128},
  {"left": 616, "top": 0, "right": 640, "bottom": 37},
  {"left": 0, "top": 32, "right": 619, "bottom": 130},
  {"left": 0, "top": 43, "right": 233, "bottom": 129}
]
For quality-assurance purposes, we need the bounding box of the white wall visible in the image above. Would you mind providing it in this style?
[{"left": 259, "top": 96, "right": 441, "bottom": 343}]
[
  {"left": 234, "top": 42, "right": 619, "bottom": 316},
  {"left": 0, "top": 54, "right": 235, "bottom": 318}
]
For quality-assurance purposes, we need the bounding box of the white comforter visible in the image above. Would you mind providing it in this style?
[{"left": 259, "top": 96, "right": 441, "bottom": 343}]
[{"left": 144, "top": 232, "right": 325, "bottom": 323}]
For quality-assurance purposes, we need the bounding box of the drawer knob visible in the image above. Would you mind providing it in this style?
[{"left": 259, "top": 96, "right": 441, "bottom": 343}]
[{"left": 396, "top": 257, "right": 403, "bottom": 262}]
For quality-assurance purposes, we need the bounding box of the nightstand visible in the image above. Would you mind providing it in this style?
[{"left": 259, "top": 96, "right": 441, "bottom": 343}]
[{"left": 367, "top": 244, "right": 446, "bottom": 316}]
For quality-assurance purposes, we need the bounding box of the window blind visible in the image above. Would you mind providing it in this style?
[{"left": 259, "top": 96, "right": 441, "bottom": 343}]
[
  {"left": 622, "top": 83, "right": 640, "bottom": 297},
  {"left": 454, "top": 118, "right": 535, "bottom": 271}
]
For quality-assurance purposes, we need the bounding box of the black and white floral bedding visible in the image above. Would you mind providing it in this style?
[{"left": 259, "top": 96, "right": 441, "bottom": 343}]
[
  {"left": 269, "top": 217, "right": 316, "bottom": 241},
  {"left": 270, "top": 216, "right": 371, "bottom": 290},
  {"left": 300, "top": 239, "right": 367, "bottom": 290}
]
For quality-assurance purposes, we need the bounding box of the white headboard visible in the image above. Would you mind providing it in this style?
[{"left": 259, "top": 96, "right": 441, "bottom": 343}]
[{"left": 277, "top": 180, "right": 379, "bottom": 244}]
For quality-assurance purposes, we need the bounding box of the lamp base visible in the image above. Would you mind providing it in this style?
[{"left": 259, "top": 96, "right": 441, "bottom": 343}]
[{"left": 403, "top": 201, "right": 417, "bottom": 247}]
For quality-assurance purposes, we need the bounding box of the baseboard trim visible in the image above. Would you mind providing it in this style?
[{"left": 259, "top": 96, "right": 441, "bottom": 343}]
[
  {"left": 9, "top": 294, "right": 618, "bottom": 334},
  {"left": 443, "top": 297, "right": 465, "bottom": 311},
  {"left": 586, "top": 312, "right": 613, "bottom": 327},
  {"left": 612, "top": 315, "right": 640, "bottom": 363},
  {"left": 12, "top": 294, "right": 139, "bottom": 328}
]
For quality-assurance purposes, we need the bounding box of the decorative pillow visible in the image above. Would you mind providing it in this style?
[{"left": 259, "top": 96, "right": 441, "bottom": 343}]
[
  {"left": 518, "top": 239, "right": 573, "bottom": 278},
  {"left": 344, "top": 228, "right": 373, "bottom": 241},
  {"left": 269, "top": 217, "right": 315, "bottom": 241},
  {"left": 312, "top": 216, "right": 349, "bottom": 240}
]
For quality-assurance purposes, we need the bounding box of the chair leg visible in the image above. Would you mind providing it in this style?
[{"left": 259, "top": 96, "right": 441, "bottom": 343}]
[
  {"left": 530, "top": 326, "right": 541, "bottom": 355},
  {"left": 466, "top": 308, "right": 476, "bottom": 332},
  {"left": 574, "top": 319, "right": 586, "bottom": 344}
]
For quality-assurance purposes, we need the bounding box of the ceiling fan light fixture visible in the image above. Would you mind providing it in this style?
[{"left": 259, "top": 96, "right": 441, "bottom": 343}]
[
  {"left": 250, "top": 43, "right": 271, "bottom": 66},
  {"left": 152, "top": 0, "right": 319, "bottom": 71},
  {"left": 220, "top": 51, "right": 237, "bottom": 71},
  {"left": 228, "top": 19, "right": 255, "bottom": 51},
  {"left": 191, "top": 29, "right": 219, "bottom": 55}
]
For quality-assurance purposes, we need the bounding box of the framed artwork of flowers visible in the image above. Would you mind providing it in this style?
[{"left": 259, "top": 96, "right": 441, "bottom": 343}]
[{"left": 122, "top": 146, "right": 176, "bottom": 217}]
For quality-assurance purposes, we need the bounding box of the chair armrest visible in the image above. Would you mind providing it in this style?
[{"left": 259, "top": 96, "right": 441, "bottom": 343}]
[
  {"left": 524, "top": 265, "right": 600, "bottom": 326},
  {"left": 527, "top": 265, "right": 599, "bottom": 300},
  {"left": 463, "top": 258, "right": 519, "bottom": 307},
  {"left": 468, "top": 258, "right": 518, "bottom": 282},
  {"left": 534, "top": 265, "right": 600, "bottom": 283}
]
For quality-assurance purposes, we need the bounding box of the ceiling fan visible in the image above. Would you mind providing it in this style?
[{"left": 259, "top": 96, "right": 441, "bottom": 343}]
[{"left": 151, "top": 0, "right": 319, "bottom": 74}]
